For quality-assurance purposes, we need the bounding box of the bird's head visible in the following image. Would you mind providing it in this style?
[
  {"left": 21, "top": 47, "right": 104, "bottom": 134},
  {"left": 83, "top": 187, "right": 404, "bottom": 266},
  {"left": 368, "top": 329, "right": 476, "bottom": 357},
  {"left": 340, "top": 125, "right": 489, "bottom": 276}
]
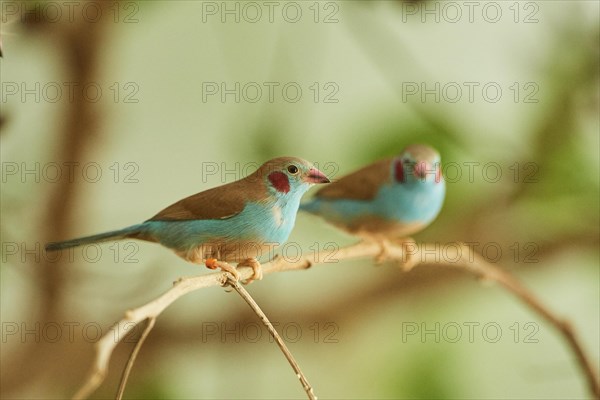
[
  {"left": 393, "top": 144, "right": 442, "bottom": 184},
  {"left": 256, "top": 157, "right": 330, "bottom": 197}
]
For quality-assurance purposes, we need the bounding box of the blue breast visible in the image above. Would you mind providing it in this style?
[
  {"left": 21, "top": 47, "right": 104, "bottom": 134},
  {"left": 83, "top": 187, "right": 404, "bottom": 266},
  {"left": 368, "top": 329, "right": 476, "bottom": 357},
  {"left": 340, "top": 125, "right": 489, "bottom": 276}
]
[
  {"left": 304, "top": 179, "right": 445, "bottom": 228},
  {"left": 141, "top": 197, "right": 301, "bottom": 252}
]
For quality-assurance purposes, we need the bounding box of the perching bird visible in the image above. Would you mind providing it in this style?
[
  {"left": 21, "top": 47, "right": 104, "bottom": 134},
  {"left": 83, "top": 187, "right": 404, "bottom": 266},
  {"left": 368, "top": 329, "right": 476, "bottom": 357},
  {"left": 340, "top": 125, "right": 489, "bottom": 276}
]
[
  {"left": 300, "top": 144, "right": 445, "bottom": 264},
  {"left": 46, "top": 157, "right": 330, "bottom": 281}
]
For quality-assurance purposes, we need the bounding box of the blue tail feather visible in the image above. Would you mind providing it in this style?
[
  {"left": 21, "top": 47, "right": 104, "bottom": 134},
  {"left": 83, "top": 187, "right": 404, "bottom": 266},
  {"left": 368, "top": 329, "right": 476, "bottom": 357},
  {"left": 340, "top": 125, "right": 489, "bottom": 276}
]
[{"left": 45, "top": 224, "right": 145, "bottom": 251}]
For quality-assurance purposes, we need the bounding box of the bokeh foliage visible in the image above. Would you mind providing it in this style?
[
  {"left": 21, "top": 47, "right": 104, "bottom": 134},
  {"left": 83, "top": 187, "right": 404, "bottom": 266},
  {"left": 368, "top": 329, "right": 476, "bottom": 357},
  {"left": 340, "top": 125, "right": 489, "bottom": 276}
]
[{"left": 1, "top": 1, "right": 598, "bottom": 398}]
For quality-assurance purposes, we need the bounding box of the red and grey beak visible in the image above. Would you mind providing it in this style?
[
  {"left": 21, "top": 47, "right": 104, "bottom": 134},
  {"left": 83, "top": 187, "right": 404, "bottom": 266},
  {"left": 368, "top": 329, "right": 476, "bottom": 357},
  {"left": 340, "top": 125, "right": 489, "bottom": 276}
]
[
  {"left": 305, "top": 168, "right": 330, "bottom": 184},
  {"left": 413, "top": 162, "right": 428, "bottom": 178},
  {"left": 413, "top": 161, "right": 442, "bottom": 182}
]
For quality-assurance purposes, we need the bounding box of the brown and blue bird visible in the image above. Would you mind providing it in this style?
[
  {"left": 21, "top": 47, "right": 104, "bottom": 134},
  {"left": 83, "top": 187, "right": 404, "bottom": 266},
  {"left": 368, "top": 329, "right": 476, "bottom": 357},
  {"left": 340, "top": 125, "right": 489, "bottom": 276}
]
[
  {"left": 46, "top": 157, "right": 330, "bottom": 281},
  {"left": 301, "top": 144, "right": 445, "bottom": 265}
]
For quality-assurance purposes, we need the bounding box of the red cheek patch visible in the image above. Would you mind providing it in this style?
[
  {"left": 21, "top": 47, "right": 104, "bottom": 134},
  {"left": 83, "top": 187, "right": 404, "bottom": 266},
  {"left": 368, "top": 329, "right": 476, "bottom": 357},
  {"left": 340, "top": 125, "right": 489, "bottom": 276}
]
[
  {"left": 268, "top": 171, "right": 290, "bottom": 193},
  {"left": 394, "top": 160, "right": 405, "bottom": 183}
]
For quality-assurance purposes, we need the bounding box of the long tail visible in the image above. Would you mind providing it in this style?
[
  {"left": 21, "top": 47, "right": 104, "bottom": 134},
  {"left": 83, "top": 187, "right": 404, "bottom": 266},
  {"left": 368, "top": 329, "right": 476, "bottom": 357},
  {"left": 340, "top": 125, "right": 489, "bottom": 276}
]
[{"left": 45, "top": 224, "right": 146, "bottom": 251}]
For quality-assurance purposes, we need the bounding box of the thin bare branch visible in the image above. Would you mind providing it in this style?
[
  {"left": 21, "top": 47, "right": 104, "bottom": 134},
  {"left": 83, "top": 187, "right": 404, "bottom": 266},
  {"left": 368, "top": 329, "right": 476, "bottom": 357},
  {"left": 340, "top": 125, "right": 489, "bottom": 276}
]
[
  {"left": 116, "top": 317, "right": 156, "bottom": 400},
  {"left": 225, "top": 275, "right": 317, "bottom": 400},
  {"left": 72, "top": 241, "right": 600, "bottom": 399}
]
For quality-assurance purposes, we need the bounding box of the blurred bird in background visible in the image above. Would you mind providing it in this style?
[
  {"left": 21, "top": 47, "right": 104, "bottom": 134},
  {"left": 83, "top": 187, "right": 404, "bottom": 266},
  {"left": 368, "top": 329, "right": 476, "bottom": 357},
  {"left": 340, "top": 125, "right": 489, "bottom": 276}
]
[{"left": 301, "top": 144, "right": 445, "bottom": 266}]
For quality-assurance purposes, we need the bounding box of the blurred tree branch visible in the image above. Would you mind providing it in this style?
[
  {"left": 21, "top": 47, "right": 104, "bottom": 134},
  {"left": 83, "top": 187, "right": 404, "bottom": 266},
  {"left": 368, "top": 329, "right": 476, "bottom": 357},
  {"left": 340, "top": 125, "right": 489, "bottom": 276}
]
[
  {"left": 73, "top": 241, "right": 599, "bottom": 399},
  {"left": 1, "top": 1, "right": 112, "bottom": 397}
]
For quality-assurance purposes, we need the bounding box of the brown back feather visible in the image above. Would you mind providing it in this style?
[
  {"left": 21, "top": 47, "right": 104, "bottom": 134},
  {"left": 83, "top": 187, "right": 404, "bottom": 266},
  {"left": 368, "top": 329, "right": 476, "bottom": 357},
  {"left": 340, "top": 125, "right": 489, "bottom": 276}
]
[
  {"left": 149, "top": 175, "right": 268, "bottom": 221},
  {"left": 314, "top": 159, "right": 392, "bottom": 201},
  {"left": 148, "top": 156, "right": 313, "bottom": 221}
]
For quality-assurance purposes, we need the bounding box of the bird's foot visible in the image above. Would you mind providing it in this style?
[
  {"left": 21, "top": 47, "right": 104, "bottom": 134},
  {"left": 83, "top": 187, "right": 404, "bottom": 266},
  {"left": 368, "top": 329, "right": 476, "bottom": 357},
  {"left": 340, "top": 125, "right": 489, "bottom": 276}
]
[
  {"left": 238, "top": 258, "right": 263, "bottom": 285},
  {"left": 375, "top": 239, "right": 393, "bottom": 265},
  {"left": 394, "top": 237, "right": 418, "bottom": 272},
  {"left": 205, "top": 258, "right": 241, "bottom": 281}
]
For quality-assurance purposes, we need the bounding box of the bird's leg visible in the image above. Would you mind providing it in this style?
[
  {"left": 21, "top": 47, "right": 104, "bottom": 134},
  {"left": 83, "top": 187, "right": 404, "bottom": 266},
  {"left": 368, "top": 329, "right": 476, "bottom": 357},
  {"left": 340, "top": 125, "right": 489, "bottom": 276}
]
[
  {"left": 237, "top": 258, "right": 263, "bottom": 284},
  {"left": 393, "top": 237, "right": 418, "bottom": 272},
  {"left": 375, "top": 239, "right": 394, "bottom": 265},
  {"left": 179, "top": 247, "right": 241, "bottom": 281},
  {"left": 205, "top": 258, "right": 241, "bottom": 281},
  {"left": 373, "top": 237, "right": 418, "bottom": 272}
]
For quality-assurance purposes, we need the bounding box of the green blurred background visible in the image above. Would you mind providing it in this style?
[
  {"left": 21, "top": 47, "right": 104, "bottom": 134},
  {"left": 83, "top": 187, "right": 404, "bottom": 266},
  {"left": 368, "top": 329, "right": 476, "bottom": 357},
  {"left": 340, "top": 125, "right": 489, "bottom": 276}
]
[{"left": 1, "top": 1, "right": 598, "bottom": 398}]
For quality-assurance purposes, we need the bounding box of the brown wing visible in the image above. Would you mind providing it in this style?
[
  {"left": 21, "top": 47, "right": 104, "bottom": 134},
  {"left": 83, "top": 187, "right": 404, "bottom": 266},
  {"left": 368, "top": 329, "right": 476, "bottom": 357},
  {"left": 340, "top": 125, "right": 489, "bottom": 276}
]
[
  {"left": 315, "top": 159, "right": 392, "bottom": 201},
  {"left": 149, "top": 178, "right": 267, "bottom": 221}
]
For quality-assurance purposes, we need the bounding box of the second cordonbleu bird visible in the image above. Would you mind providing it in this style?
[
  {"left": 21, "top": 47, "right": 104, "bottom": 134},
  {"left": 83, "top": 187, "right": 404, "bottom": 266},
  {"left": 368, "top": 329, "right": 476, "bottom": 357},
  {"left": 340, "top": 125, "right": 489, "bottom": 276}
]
[
  {"left": 46, "top": 157, "right": 330, "bottom": 281},
  {"left": 300, "top": 144, "right": 445, "bottom": 255}
]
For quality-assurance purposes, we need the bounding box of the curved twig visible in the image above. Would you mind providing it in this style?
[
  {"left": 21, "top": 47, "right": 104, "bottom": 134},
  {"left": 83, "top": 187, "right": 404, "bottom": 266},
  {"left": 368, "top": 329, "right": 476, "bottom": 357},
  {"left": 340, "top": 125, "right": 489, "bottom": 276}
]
[
  {"left": 226, "top": 275, "right": 317, "bottom": 399},
  {"left": 72, "top": 241, "right": 600, "bottom": 399},
  {"left": 116, "top": 317, "right": 156, "bottom": 400}
]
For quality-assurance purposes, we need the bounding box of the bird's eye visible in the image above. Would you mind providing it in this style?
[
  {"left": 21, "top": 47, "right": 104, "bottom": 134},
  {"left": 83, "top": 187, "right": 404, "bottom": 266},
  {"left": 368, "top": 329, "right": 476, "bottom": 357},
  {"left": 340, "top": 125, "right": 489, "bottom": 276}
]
[{"left": 287, "top": 165, "right": 299, "bottom": 174}]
